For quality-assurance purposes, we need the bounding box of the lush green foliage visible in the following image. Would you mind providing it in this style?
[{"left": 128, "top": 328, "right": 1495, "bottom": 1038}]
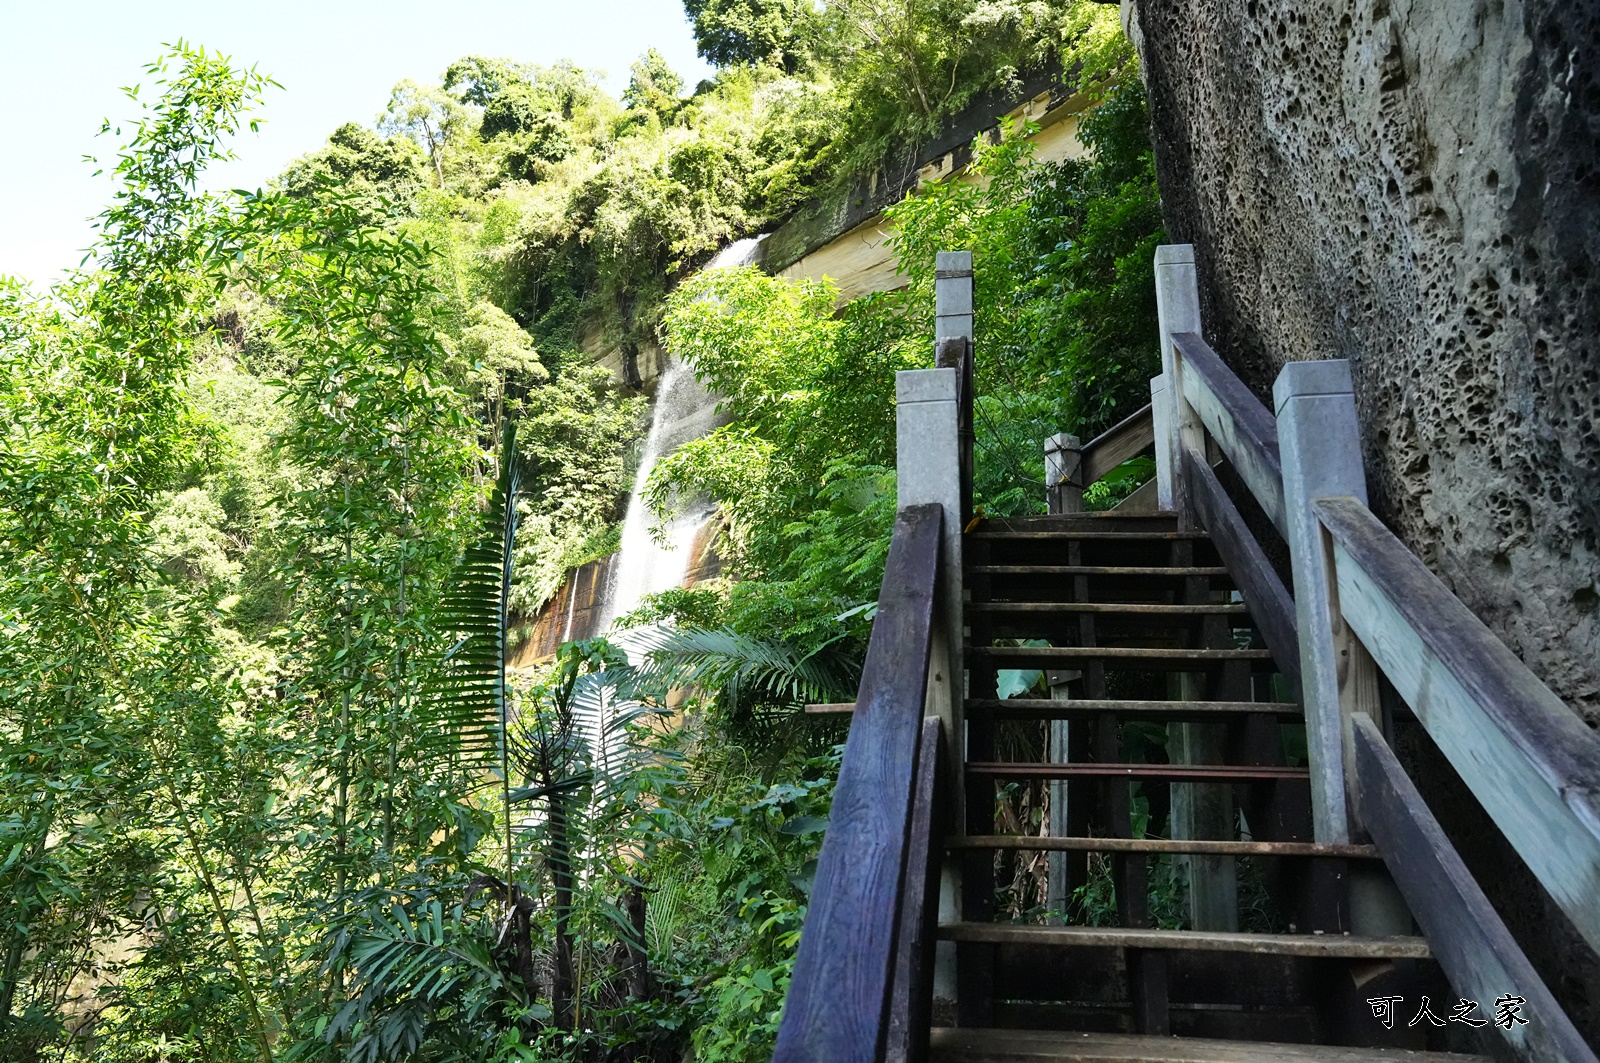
[
  {"left": 887, "top": 77, "right": 1165, "bottom": 513},
  {"left": 649, "top": 76, "right": 1164, "bottom": 656},
  {"left": 0, "top": 7, "right": 1166, "bottom": 1057}
]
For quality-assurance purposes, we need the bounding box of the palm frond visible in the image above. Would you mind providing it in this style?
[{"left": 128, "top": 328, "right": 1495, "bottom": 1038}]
[
  {"left": 419, "top": 420, "right": 533, "bottom": 766},
  {"left": 622, "top": 625, "right": 860, "bottom": 713}
]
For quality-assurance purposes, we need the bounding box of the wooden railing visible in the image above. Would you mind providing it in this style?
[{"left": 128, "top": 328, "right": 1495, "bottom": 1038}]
[
  {"left": 1151, "top": 243, "right": 1599, "bottom": 1063},
  {"left": 774, "top": 254, "right": 976, "bottom": 1062},
  {"left": 1043, "top": 403, "right": 1156, "bottom": 513},
  {"left": 777, "top": 243, "right": 1599, "bottom": 1061},
  {"left": 771, "top": 504, "right": 947, "bottom": 1063}
]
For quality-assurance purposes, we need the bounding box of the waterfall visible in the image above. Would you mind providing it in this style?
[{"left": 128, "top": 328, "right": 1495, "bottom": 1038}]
[
  {"left": 597, "top": 360, "right": 721, "bottom": 628},
  {"left": 598, "top": 234, "right": 766, "bottom": 629}
]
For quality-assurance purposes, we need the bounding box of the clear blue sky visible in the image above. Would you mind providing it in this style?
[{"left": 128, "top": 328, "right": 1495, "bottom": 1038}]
[{"left": 0, "top": 0, "right": 714, "bottom": 285}]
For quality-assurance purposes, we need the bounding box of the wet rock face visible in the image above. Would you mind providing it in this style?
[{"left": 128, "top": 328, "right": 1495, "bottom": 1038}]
[{"left": 1132, "top": 0, "right": 1600, "bottom": 724}]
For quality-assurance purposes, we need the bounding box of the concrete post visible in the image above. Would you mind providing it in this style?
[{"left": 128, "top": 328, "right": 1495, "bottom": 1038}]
[
  {"left": 1153, "top": 246, "right": 1238, "bottom": 926},
  {"left": 1044, "top": 433, "right": 1084, "bottom": 514},
  {"left": 1149, "top": 374, "right": 1174, "bottom": 512},
  {"left": 935, "top": 251, "right": 974, "bottom": 345},
  {"left": 1043, "top": 434, "right": 1083, "bottom": 918},
  {"left": 1273, "top": 360, "right": 1374, "bottom": 846},
  {"left": 1153, "top": 245, "right": 1204, "bottom": 529},
  {"left": 896, "top": 366, "right": 964, "bottom": 1014},
  {"left": 897, "top": 368, "right": 963, "bottom": 767},
  {"left": 901, "top": 250, "right": 972, "bottom": 1018}
]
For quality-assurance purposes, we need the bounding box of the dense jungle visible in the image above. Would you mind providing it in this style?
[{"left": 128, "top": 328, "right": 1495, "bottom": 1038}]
[{"left": 0, "top": 2, "right": 1166, "bottom": 1059}]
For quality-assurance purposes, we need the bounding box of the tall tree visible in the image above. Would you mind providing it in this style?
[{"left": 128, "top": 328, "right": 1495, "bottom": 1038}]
[
  {"left": 378, "top": 79, "right": 469, "bottom": 184},
  {"left": 682, "top": 0, "right": 817, "bottom": 71}
]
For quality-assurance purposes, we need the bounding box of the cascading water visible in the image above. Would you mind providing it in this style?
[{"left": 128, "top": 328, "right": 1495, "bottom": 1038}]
[
  {"left": 597, "top": 360, "right": 721, "bottom": 628},
  {"left": 598, "top": 234, "right": 766, "bottom": 629}
]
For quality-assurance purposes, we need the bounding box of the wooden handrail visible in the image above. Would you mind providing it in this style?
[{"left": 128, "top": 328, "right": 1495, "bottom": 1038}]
[
  {"left": 1081, "top": 402, "right": 1155, "bottom": 486},
  {"left": 1171, "top": 332, "right": 1287, "bottom": 537},
  {"left": 773, "top": 503, "right": 943, "bottom": 1063},
  {"left": 1315, "top": 495, "right": 1600, "bottom": 957},
  {"left": 1182, "top": 448, "right": 1300, "bottom": 697},
  {"left": 1151, "top": 249, "right": 1592, "bottom": 1049},
  {"left": 1352, "top": 716, "right": 1599, "bottom": 1063}
]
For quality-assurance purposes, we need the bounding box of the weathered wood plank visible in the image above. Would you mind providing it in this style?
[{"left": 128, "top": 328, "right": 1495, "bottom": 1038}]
[
  {"left": 965, "top": 530, "right": 1208, "bottom": 541},
  {"left": 927, "top": 1028, "right": 1489, "bottom": 1062},
  {"left": 949, "top": 835, "right": 1379, "bottom": 858},
  {"left": 967, "top": 565, "right": 1228, "bottom": 576},
  {"left": 965, "top": 697, "right": 1301, "bottom": 719},
  {"left": 1082, "top": 403, "right": 1156, "bottom": 485},
  {"left": 967, "top": 601, "right": 1248, "bottom": 614},
  {"left": 886, "top": 718, "right": 946, "bottom": 1063},
  {"left": 937, "top": 922, "right": 1430, "bottom": 959},
  {"left": 965, "top": 762, "right": 1309, "bottom": 782},
  {"left": 1351, "top": 715, "right": 1597, "bottom": 1063},
  {"left": 773, "top": 503, "right": 942, "bottom": 1063},
  {"left": 1171, "top": 331, "right": 1287, "bottom": 537},
  {"left": 969, "top": 646, "right": 1273, "bottom": 664},
  {"left": 1316, "top": 496, "right": 1600, "bottom": 956},
  {"left": 1183, "top": 447, "right": 1301, "bottom": 697},
  {"left": 802, "top": 702, "right": 856, "bottom": 714}
]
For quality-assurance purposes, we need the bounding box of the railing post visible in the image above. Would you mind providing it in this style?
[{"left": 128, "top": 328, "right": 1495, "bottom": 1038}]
[
  {"left": 897, "top": 369, "right": 962, "bottom": 785},
  {"left": 935, "top": 252, "right": 975, "bottom": 527},
  {"left": 1273, "top": 361, "right": 1377, "bottom": 846},
  {"left": 1153, "top": 245, "right": 1205, "bottom": 528},
  {"left": 898, "top": 248, "right": 973, "bottom": 1021},
  {"left": 935, "top": 250, "right": 973, "bottom": 346},
  {"left": 1149, "top": 375, "right": 1174, "bottom": 511},
  {"left": 1043, "top": 433, "right": 1084, "bottom": 514},
  {"left": 1042, "top": 436, "right": 1083, "bottom": 918}
]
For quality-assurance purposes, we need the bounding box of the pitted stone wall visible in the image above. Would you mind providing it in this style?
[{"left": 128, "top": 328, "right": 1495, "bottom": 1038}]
[
  {"left": 1132, "top": 0, "right": 1600, "bottom": 724},
  {"left": 1129, "top": 0, "right": 1600, "bottom": 1034}
]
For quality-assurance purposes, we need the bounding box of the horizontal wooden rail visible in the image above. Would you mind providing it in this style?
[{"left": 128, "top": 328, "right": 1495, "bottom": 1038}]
[
  {"left": 1352, "top": 716, "right": 1598, "bottom": 1063},
  {"left": 1081, "top": 403, "right": 1155, "bottom": 486},
  {"left": 939, "top": 922, "right": 1430, "bottom": 959},
  {"left": 1171, "top": 332, "right": 1287, "bottom": 537},
  {"left": 950, "top": 835, "right": 1380, "bottom": 858},
  {"left": 1316, "top": 496, "right": 1600, "bottom": 957},
  {"left": 1183, "top": 448, "right": 1300, "bottom": 697},
  {"left": 774, "top": 503, "right": 943, "bottom": 1063}
]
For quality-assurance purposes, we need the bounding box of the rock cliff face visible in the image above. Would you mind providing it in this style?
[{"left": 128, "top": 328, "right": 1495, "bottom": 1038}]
[
  {"left": 1128, "top": 0, "right": 1600, "bottom": 1034},
  {"left": 1129, "top": 0, "right": 1600, "bottom": 727}
]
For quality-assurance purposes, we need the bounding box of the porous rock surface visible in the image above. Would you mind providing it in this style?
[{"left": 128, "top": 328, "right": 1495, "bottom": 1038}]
[
  {"left": 1130, "top": 0, "right": 1600, "bottom": 724},
  {"left": 1129, "top": 0, "right": 1600, "bottom": 1035}
]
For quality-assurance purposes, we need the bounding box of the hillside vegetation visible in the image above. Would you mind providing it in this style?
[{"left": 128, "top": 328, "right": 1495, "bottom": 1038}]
[{"left": 0, "top": 4, "right": 1163, "bottom": 1060}]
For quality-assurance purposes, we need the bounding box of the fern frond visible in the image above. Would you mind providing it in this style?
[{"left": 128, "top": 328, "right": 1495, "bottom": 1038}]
[
  {"left": 419, "top": 420, "right": 533, "bottom": 767},
  {"left": 622, "top": 625, "right": 859, "bottom": 712}
]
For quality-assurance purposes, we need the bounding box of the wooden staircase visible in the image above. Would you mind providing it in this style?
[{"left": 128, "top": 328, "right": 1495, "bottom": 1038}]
[
  {"left": 937, "top": 512, "right": 1478, "bottom": 1061},
  {"left": 771, "top": 249, "right": 1600, "bottom": 1063}
]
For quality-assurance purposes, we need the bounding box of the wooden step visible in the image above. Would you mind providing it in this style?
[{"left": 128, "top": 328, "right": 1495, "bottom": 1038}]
[
  {"left": 949, "top": 836, "right": 1379, "bottom": 859},
  {"left": 968, "top": 530, "right": 1212, "bottom": 541},
  {"left": 928, "top": 1028, "right": 1488, "bottom": 1062},
  {"left": 937, "top": 923, "right": 1431, "bottom": 960},
  {"left": 969, "top": 565, "right": 1229, "bottom": 577},
  {"left": 968, "top": 646, "right": 1275, "bottom": 669},
  {"left": 968, "top": 602, "right": 1249, "bottom": 615},
  {"left": 971, "top": 515, "right": 1179, "bottom": 533},
  {"left": 965, "top": 762, "right": 1310, "bottom": 783},
  {"left": 966, "top": 698, "right": 1301, "bottom": 720}
]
